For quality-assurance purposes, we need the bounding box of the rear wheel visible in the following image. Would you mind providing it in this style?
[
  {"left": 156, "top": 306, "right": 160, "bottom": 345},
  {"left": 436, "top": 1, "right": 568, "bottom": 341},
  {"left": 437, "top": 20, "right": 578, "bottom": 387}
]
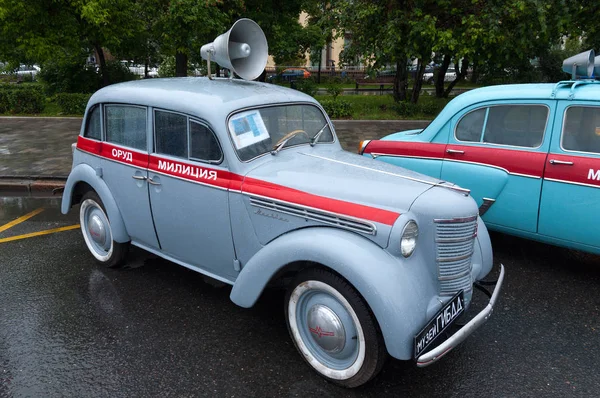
[
  {"left": 284, "top": 268, "right": 387, "bottom": 388},
  {"left": 79, "top": 191, "right": 129, "bottom": 268}
]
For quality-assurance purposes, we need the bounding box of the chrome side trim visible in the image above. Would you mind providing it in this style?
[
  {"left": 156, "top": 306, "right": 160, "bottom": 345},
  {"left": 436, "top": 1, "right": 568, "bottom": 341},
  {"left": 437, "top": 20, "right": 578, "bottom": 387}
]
[
  {"left": 299, "top": 152, "right": 471, "bottom": 195},
  {"left": 247, "top": 193, "right": 377, "bottom": 236},
  {"left": 417, "top": 264, "right": 505, "bottom": 367},
  {"left": 478, "top": 198, "right": 496, "bottom": 216},
  {"left": 544, "top": 177, "right": 600, "bottom": 189},
  {"left": 370, "top": 152, "right": 542, "bottom": 180}
]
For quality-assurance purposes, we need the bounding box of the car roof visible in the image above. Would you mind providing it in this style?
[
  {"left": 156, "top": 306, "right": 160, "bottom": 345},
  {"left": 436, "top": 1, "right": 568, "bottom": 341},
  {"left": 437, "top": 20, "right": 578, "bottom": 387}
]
[
  {"left": 87, "top": 77, "right": 318, "bottom": 122},
  {"left": 423, "top": 82, "right": 600, "bottom": 138},
  {"left": 450, "top": 82, "right": 600, "bottom": 106}
]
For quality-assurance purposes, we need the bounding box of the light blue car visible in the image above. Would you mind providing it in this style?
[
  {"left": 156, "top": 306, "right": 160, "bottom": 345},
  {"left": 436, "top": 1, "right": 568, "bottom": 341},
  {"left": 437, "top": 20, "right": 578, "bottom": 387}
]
[
  {"left": 361, "top": 81, "right": 600, "bottom": 255},
  {"left": 60, "top": 77, "right": 505, "bottom": 387}
]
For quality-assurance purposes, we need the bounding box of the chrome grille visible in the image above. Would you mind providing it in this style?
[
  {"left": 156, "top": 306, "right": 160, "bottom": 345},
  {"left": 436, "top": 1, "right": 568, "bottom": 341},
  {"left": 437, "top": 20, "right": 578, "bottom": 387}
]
[
  {"left": 248, "top": 195, "right": 376, "bottom": 235},
  {"left": 435, "top": 215, "right": 477, "bottom": 296}
]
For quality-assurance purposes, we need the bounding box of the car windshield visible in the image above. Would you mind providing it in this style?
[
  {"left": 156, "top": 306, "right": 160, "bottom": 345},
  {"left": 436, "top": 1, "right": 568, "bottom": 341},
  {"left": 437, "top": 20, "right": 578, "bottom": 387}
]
[{"left": 228, "top": 104, "right": 334, "bottom": 161}]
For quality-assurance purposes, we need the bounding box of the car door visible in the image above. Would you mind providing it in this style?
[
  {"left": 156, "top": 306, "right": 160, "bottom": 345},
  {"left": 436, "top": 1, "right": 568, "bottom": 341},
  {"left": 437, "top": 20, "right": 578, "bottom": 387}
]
[
  {"left": 100, "top": 104, "right": 160, "bottom": 248},
  {"left": 441, "top": 101, "right": 553, "bottom": 233},
  {"left": 538, "top": 103, "right": 600, "bottom": 251},
  {"left": 147, "top": 109, "right": 237, "bottom": 279}
]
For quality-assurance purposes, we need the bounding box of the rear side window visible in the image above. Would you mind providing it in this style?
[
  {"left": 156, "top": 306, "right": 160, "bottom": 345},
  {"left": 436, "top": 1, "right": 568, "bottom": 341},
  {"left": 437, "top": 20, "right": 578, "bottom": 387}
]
[
  {"left": 105, "top": 105, "right": 147, "bottom": 150},
  {"left": 155, "top": 110, "right": 187, "bottom": 158},
  {"left": 84, "top": 105, "right": 101, "bottom": 140},
  {"left": 456, "top": 108, "right": 486, "bottom": 142},
  {"left": 483, "top": 105, "right": 547, "bottom": 148},
  {"left": 562, "top": 106, "right": 600, "bottom": 154},
  {"left": 455, "top": 105, "right": 547, "bottom": 148},
  {"left": 190, "top": 121, "right": 222, "bottom": 162}
]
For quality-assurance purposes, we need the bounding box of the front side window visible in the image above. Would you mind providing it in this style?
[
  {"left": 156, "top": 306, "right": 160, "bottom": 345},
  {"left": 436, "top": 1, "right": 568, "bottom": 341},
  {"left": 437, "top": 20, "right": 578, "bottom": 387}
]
[
  {"left": 562, "top": 106, "right": 600, "bottom": 154},
  {"left": 105, "top": 105, "right": 147, "bottom": 150},
  {"left": 190, "top": 121, "right": 222, "bottom": 162},
  {"left": 84, "top": 105, "right": 101, "bottom": 140},
  {"left": 228, "top": 104, "right": 333, "bottom": 161},
  {"left": 155, "top": 110, "right": 187, "bottom": 158}
]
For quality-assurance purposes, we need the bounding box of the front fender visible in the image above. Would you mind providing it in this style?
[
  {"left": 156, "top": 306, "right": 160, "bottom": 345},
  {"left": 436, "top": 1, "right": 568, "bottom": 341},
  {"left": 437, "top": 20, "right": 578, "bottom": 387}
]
[
  {"left": 230, "top": 227, "right": 433, "bottom": 360},
  {"left": 472, "top": 216, "right": 494, "bottom": 281},
  {"left": 61, "top": 163, "right": 130, "bottom": 243}
]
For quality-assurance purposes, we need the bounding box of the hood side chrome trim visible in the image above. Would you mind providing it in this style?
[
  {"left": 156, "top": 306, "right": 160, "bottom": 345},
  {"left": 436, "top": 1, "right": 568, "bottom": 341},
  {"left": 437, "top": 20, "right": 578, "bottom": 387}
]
[{"left": 247, "top": 193, "right": 377, "bottom": 236}]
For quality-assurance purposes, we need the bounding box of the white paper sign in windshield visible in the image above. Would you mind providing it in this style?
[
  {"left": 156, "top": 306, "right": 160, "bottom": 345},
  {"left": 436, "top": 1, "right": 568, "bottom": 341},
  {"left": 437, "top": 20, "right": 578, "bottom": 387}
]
[{"left": 229, "top": 110, "right": 270, "bottom": 149}]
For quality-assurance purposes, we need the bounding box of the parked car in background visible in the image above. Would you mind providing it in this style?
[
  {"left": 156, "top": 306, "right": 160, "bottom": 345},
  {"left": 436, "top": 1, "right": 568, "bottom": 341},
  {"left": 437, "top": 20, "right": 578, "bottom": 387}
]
[
  {"left": 267, "top": 67, "right": 311, "bottom": 82},
  {"left": 422, "top": 68, "right": 456, "bottom": 84},
  {"left": 61, "top": 74, "right": 503, "bottom": 387},
  {"left": 360, "top": 80, "right": 600, "bottom": 255},
  {"left": 12, "top": 64, "right": 40, "bottom": 79}
]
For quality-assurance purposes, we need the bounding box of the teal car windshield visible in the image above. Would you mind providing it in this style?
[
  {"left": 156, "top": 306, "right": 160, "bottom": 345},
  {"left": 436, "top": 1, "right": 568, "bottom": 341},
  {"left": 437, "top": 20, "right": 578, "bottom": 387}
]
[{"left": 228, "top": 104, "right": 333, "bottom": 161}]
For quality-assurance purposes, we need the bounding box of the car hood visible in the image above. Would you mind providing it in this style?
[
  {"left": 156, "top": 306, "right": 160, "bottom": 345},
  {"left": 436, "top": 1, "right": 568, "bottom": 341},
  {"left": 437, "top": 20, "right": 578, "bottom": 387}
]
[{"left": 241, "top": 148, "right": 443, "bottom": 222}]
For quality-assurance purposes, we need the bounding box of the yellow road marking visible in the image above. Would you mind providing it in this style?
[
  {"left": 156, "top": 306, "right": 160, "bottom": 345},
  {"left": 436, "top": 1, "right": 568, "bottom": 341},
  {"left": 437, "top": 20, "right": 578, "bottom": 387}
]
[
  {"left": 0, "top": 224, "right": 80, "bottom": 243},
  {"left": 0, "top": 208, "right": 45, "bottom": 234}
]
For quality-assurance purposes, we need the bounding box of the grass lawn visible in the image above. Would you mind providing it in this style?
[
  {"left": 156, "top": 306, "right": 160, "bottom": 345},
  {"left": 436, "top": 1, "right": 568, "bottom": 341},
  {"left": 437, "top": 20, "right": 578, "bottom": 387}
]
[{"left": 315, "top": 94, "right": 451, "bottom": 120}]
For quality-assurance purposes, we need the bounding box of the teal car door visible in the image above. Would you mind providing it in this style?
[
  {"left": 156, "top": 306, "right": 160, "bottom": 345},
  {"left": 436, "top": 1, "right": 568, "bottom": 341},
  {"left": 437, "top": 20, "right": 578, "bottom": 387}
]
[
  {"left": 538, "top": 103, "right": 600, "bottom": 253},
  {"left": 440, "top": 101, "right": 553, "bottom": 233}
]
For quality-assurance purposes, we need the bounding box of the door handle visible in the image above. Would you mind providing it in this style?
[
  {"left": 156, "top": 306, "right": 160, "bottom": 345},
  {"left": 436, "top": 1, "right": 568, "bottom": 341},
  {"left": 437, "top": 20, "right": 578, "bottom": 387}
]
[
  {"left": 132, "top": 175, "right": 147, "bottom": 181},
  {"left": 446, "top": 149, "right": 465, "bottom": 154},
  {"left": 549, "top": 159, "right": 574, "bottom": 165},
  {"left": 147, "top": 177, "right": 161, "bottom": 186}
]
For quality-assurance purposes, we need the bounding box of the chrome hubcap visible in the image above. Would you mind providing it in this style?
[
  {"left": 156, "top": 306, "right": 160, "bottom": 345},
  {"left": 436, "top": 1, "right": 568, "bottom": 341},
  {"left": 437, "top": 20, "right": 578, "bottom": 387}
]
[
  {"left": 307, "top": 304, "right": 346, "bottom": 353},
  {"left": 80, "top": 198, "right": 114, "bottom": 262},
  {"left": 88, "top": 214, "right": 107, "bottom": 247}
]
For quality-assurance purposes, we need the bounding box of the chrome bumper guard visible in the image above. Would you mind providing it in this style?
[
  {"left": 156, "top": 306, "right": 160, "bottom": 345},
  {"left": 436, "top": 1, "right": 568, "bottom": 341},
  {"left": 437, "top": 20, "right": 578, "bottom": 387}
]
[{"left": 416, "top": 263, "right": 505, "bottom": 367}]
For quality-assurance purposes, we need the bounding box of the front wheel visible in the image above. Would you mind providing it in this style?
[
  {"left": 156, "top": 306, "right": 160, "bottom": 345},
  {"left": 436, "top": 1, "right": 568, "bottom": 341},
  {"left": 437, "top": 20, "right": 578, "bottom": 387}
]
[
  {"left": 79, "top": 191, "right": 129, "bottom": 268},
  {"left": 284, "top": 268, "right": 387, "bottom": 388}
]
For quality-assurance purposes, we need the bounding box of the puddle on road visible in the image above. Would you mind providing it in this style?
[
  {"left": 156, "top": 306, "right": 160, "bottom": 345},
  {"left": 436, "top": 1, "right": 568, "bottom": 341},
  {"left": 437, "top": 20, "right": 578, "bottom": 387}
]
[{"left": 0, "top": 197, "right": 63, "bottom": 220}]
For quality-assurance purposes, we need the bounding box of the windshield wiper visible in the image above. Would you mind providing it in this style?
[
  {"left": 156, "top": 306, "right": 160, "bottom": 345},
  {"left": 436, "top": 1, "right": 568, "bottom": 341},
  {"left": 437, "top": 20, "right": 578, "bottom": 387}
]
[
  {"left": 310, "top": 123, "right": 329, "bottom": 146},
  {"left": 271, "top": 130, "right": 309, "bottom": 155}
]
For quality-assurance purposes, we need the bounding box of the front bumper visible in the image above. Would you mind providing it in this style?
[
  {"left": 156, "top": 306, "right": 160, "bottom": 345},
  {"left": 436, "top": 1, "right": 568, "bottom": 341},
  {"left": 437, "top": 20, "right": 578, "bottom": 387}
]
[{"left": 416, "top": 263, "right": 505, "bottom": 367}]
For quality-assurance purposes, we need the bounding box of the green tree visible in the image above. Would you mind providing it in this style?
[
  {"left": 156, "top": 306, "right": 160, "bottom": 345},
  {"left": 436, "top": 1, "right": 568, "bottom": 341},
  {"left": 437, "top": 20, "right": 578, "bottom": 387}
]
[{"left": 0, "top": 0, "right": 140, "bottom": 86}]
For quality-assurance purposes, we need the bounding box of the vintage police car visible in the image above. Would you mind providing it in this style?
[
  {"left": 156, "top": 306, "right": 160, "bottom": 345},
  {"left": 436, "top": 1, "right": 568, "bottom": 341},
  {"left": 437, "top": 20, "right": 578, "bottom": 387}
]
[
  {"left": 61, "top": 19, "right": 503, "bottom": 388},
  {"left": 361, "top": 55, "right": 600, "bottom": 256}
]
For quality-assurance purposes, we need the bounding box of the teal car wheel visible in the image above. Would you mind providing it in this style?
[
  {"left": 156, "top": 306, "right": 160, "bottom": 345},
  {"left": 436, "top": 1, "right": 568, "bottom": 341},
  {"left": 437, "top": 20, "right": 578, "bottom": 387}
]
[
  {"left": 79, "top": 191, "right": 129, "bottom": 268},
  {"left": 285, "top": 268, "right": 387, "bottom": 388}
]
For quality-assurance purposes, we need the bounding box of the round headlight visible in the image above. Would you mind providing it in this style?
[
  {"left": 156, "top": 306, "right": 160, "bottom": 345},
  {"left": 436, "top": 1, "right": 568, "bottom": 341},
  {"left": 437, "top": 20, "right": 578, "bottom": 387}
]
[{"left": 400, "top": 220, "right": 419, "bottom": 257}]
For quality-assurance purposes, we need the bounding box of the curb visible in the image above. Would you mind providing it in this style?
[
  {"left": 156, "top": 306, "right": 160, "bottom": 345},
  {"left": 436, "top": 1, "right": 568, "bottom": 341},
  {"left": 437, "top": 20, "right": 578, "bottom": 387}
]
[{"left": 0, "top": 177, "right": 66, "bottom": 197}]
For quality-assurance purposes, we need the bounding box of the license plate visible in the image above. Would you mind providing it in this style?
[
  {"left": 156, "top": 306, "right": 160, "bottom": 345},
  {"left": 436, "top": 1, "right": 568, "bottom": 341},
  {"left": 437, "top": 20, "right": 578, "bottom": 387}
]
[{"left": 414, "top": 290, "right": 464, "bottom": 359}]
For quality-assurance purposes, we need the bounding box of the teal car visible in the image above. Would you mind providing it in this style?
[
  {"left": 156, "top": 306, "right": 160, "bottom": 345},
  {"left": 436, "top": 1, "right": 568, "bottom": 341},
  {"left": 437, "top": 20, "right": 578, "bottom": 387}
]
[{"left": 361, "top": 81, "right": 600, "bottom": 255}]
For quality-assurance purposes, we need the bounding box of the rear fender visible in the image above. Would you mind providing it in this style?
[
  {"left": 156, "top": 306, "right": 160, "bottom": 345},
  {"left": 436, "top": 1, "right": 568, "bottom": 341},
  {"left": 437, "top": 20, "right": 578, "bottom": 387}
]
[
  {"left": 230, "top": 227, "right": 430, "bottom": 360},
  {"left": 61, "top": 163, "right": 129, "bottom": 243}
]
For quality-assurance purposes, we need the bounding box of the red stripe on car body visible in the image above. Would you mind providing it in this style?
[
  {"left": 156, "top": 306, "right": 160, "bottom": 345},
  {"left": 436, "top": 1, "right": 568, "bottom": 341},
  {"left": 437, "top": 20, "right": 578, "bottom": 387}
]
[
  {"left": 544, "top": 153, "right": 600, "bottom": 188},
  {"left": 76, "top": 136, "right": 400, "bottom": 226},
  {"left": 364, "top": 141, "right": 446, "bottom": 159}
]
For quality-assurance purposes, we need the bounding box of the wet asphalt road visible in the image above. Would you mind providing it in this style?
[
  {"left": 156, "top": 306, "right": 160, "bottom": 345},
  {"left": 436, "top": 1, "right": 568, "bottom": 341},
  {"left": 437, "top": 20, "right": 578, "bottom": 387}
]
[{"left": 0, "top": 197, "right": 599, "bottom": 397}]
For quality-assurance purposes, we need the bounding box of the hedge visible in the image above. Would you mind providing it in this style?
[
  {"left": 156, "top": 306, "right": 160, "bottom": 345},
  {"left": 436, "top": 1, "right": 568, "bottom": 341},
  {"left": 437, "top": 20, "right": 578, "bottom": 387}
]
[
  {"left": 320, "top": 99, "right": 352, "bottom": 118},
  {"left": 0, "top": 84, "right": 45, "bottom": 114},
  {"left": 55, "top": 93, "right": 92, "bottom": 115}
]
